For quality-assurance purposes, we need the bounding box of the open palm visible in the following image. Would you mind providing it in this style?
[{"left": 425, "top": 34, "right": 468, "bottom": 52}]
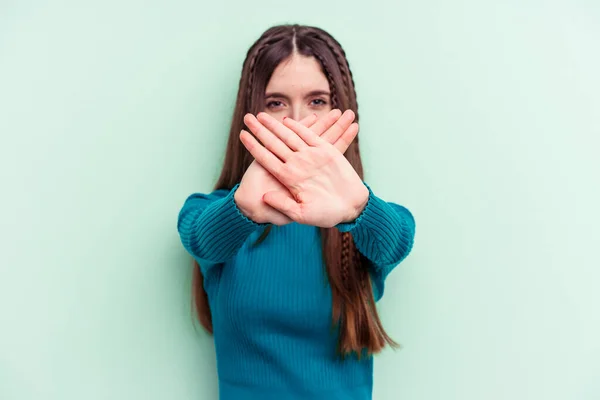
[
  {"left": 240, "top": 111, "right": 368, "bottom": 228},
  {"left": 236, "top": 109, "right": 359, "bottom": 226}
]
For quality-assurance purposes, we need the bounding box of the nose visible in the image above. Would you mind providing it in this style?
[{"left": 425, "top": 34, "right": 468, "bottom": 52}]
[{"left": 290, "top": 106, "right": 311, "bottom": 122}]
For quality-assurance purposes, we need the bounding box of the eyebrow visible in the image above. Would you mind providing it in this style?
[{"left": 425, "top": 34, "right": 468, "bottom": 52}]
[{"left": 264, "top": 90, "right": 331, "bottom": 99}]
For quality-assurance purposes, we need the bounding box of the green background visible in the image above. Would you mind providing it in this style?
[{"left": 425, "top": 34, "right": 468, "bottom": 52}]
[{"left": 1, "top": 1, "right": 598, "bottom": 399}]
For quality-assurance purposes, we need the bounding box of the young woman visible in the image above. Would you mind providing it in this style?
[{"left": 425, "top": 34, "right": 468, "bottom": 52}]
[{"left": 177, "top": 24, "right": 416, "bottom": 400}]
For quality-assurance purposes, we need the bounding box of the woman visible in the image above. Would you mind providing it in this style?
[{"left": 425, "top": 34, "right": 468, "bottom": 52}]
[{"left": 177, "top": 24, "right": 416, "bottom": 400}]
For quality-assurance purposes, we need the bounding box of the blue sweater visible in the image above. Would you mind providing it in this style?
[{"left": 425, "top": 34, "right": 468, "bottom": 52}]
[{"left": 177, "top": 182, "right": 415, "bottom": 400}]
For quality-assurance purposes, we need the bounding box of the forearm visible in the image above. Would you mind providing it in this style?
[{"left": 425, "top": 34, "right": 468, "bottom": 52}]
[
  {"left": 178, "top": 184, "right": 265, "bottom": 264},
  {"left": 336, "top": 183, "right": 415, "bottom": 273}
]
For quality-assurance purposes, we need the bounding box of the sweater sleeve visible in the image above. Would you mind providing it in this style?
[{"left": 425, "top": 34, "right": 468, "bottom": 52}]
[
  {"left": 177, "top": 183, "right": 266, "bottom": 273},
  {"left": 335, "top": 182, "right": 415, "bottom": 301}
]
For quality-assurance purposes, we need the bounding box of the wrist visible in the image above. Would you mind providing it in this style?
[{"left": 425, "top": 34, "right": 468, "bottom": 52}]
[
  {"left": 343, "top": 184, "right": 369, "bottom": 223},
  {"left": 234, "top": 187, "right": 253, "bottom": 219}
]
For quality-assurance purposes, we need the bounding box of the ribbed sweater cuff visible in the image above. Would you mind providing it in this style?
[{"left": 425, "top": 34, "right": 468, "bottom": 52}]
[
  {"left": 335, "top": 183, "right": 414, "bottom": 265},
  {"left": 186, "top": 184, "right": 266, "bottom": 262}
]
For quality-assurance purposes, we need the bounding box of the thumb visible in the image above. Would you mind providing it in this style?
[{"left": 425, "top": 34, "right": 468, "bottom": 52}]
[{"left": 263, "top": 190, "right": 301, "bottom": 222}]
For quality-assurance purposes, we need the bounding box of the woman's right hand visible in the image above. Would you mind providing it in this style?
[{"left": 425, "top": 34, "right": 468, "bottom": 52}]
[
  {"left": 234, "top": 109, "right": 357, "bottom": 226},
  {"left": 235, "top": 159, "right": 291, "bottom": 225}
]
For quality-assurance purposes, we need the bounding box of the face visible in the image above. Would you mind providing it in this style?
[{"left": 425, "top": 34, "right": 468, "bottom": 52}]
[{"left": 263, "top": 53, "right": 332, "bottom": 122}]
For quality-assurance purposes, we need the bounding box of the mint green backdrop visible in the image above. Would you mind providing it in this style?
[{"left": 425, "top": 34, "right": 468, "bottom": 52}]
[{"left": 1, "top": 1, "right": 598, "bottom": 399}]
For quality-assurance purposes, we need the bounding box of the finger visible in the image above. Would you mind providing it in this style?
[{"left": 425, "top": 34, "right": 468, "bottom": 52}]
[
  {"left": 281, "top": 117, "right": 325, "bottom": 147},
  {"left": 321, "top": 109, "right": 356, "bottom": 145},
  {"left": 244, "top": 114, "right": 293, "bottom": 161},
  {"left": 309, "top": 109, "right": 342, "bottom": 138},
  {"left": 333, "top": 122, "right": 359, "bottom": 154},
  {"left": 264, "top": 208, "right": 293, "bottom": 226},
  {"left": 256, "top": 112, "right": 309, "bottom": 151},
  {"left": 298, "top": 113, "right": 318, "bottom": 128},
  {"left": 240, "top": 130, "right": 286, "bottom": 180},
  {"left": 262, "top": 190, "right": 302, "bottom": 222}
]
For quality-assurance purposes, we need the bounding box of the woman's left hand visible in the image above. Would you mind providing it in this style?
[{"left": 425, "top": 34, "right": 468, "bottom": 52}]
[{"left": 240, "top": 112, "right": 369, "bottom": 228}]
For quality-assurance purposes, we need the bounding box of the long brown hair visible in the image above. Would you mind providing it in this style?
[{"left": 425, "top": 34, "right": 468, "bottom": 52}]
[{"left": 192, "top": 24, "right": 397, "bottom": 358}]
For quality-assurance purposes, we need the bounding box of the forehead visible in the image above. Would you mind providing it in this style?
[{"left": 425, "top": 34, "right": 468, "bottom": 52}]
[{"left": 266, "top": 54, "right": 330, "bottom": 93}]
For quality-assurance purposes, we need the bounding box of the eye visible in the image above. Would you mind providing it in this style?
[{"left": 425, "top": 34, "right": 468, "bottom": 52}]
[
  {"left": 266, "top": 100, "right": 284, "bottom": 109},
  {"left": 311, "top": 98, "right": 327, "bottom": 106}
]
